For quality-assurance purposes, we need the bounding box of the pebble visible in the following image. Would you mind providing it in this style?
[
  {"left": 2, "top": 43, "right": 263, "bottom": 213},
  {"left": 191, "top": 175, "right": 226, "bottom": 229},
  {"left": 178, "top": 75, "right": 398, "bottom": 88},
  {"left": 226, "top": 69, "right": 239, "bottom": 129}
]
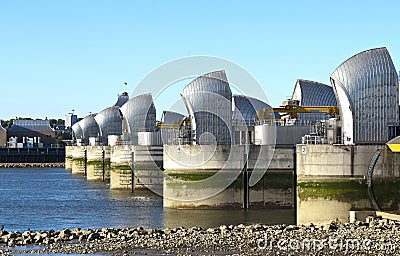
[{"left": 0, "top": 218, "right": 399, "bottom": 255}]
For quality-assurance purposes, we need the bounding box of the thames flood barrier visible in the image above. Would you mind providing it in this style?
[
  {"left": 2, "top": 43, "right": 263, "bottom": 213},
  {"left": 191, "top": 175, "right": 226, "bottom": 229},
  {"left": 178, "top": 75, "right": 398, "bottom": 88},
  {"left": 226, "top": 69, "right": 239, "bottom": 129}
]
[{"left": 64, "top": 47, "right": 400, "bottom": 227}]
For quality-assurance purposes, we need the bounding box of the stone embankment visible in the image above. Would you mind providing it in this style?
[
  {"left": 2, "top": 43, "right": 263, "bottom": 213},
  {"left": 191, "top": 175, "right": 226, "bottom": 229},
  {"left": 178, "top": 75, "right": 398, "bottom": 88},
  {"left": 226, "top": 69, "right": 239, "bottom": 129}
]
[
  {"left": 1, "top": 218, "right": 400, "bottom": 255},
  {"left": 0, "top": 163, "right": 65, "bottom": 168}
]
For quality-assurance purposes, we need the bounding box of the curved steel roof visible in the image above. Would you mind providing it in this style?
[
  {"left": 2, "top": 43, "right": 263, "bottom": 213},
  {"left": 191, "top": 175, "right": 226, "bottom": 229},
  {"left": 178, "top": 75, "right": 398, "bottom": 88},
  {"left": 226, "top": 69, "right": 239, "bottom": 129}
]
[
  {"left": 330, "top": 47, "right": 399, "bottom": 144},
  {"left": 71, "top": 122, "right": 83, "bottom": 140},
  {"left": 161, "top": 111, "right": 185, "bottom": 125},
  {"left": 120, "top": 93, "right": 156, "bottom": 144},
  {"left": 292, "top": 79, "right": 337, "bottom": 106},
  {"left": 233, "top": 95, "right": 270, "bottom": 126},
  {"left": 95, "top": 106, "right": 123, "bottom": 145},
  {"left": 114, "top": 92, "right": 129, "bottom": 107},
  {"left": 78, "top": 114, "right": 100, "bottom": 141},
  {"left": 291, "top": 79, "right": 337, "bottom": 123},
  {"left": 181, "top": 70, "right": 232, "bottom": 145}
]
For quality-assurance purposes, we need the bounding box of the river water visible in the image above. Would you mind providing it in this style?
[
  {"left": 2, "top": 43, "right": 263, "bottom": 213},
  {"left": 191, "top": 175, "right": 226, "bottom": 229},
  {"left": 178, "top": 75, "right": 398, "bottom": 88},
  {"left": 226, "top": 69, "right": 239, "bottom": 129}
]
[{"left": 0, "top": 168, "right": 294, "bottom": 232}]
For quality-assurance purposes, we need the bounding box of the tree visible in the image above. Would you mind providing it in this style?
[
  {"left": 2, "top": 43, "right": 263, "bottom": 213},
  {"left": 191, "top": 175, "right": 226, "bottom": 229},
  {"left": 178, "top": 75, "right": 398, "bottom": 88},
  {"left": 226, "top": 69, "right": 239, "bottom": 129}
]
[{"left": 1, "top": 119, "right": 13, "bottom": 129}]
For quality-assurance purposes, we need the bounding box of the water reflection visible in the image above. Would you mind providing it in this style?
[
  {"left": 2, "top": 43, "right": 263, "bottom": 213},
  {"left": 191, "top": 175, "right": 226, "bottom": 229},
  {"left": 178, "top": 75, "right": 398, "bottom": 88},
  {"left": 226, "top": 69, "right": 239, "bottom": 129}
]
[{"left": 163, "top": 208, "right": 295, "bottom": 228}]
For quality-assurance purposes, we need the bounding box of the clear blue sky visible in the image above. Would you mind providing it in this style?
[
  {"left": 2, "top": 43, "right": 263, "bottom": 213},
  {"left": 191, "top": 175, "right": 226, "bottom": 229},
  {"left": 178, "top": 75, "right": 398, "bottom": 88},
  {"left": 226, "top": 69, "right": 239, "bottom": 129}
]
[{"left": 1, "top": 0, "right": 399, "bottom": 120}]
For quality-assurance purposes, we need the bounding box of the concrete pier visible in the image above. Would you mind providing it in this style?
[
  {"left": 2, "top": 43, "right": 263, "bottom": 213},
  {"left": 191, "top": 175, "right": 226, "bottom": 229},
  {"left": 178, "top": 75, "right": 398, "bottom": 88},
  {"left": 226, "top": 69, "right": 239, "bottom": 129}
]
[
  {"left": 110, "top": 145, "right": 133, "bottom": 190},
  {"left": 109, "top": 145, "right": 164, "bottom": 191},
  {"left": 66, "top": 142, "right": 400, "bottom": 222},
  {"left": 133, "top": 146, "right": 163, "bottom": 194},
  {"left": 67, "top": 145, "right": 164, "bottom": 191},
  {"left": 65, "top": 146, "right": 73, "bottom": 171},
  {"left": 163, "top": 145, "right": 294, "bottom": 209},
  {"left": 296, "top": 144, "right": 400, "bottom": 225},
  {"left": 70, "top": 146, "right": 86, "bottom": 175},
  {"left": 86, "top": 146, "right": 111, "bottom": 181}
]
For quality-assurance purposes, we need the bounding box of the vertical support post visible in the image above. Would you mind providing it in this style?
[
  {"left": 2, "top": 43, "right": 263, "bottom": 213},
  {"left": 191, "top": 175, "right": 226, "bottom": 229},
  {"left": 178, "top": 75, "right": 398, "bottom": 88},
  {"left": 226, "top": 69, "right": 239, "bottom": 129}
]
[
  {"left": 242, "top": 153, "right": 249, "bottom": 209},
  {"left": 131, "top": 151, "right": 135, "bottom": 193},
  {"left": 84, "top": 148, "right": 87, "bottom": 176},
  {"left": 350, "top": 145, "right": 354, "bottom": 177},
  {"left": 293, "top": 145, "right": 298, "bottom": 225},
  {"left": 102, "top": 148, "right": 105, "bottom": 181}
]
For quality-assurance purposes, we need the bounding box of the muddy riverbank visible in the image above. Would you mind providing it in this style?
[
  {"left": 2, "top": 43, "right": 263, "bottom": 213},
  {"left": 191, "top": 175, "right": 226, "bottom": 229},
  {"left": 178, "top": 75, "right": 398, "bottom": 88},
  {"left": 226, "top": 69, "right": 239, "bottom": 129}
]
[{"left": 1, "top": 218, "right": 399, "bottom": 255}]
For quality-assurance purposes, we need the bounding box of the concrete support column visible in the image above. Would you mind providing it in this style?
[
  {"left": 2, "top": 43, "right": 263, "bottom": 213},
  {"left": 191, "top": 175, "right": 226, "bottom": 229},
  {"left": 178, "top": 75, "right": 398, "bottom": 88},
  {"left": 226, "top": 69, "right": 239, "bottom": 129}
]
[
  {"left": 70, "top": 146, "right": 86, "bottom": 175},
  {"left": 163, "top": 145, "right": 294, "bottom": 209},
  {"left": 110, "top": 145, "right": 134, "bottom": 190},
  {"left": 86, "top": 146, "right": 111, "bottom": 181},
  {"left": 65, "top": 146, "right": 73, "bottom": 171}
]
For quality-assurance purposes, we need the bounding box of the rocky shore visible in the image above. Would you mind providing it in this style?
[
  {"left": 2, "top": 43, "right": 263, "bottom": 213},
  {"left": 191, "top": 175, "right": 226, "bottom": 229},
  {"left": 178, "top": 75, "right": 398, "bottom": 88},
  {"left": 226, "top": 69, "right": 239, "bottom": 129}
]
[
  {"left": 0, "top": 163, "right": 65, "bottom": 168},
  {"left": 1, "top": 217, "right": 400, "bottom": 255}
]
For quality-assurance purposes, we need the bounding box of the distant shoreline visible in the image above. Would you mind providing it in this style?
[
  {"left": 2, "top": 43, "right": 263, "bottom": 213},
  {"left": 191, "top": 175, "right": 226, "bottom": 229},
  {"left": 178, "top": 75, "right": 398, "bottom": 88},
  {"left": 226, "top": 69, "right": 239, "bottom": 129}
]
[{"left": 0, "top": 163, "right": 65, "bottom": 168}]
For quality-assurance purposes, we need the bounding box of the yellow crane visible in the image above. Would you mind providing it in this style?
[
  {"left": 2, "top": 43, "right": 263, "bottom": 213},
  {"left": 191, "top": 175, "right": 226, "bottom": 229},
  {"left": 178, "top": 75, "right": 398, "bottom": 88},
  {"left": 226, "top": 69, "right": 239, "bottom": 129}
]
[
  {"left": 156, "top": 117, "right": 190, "bottom": 129},
  {"left": 256, "top": 99, "right": 340, "bottom": 121}
]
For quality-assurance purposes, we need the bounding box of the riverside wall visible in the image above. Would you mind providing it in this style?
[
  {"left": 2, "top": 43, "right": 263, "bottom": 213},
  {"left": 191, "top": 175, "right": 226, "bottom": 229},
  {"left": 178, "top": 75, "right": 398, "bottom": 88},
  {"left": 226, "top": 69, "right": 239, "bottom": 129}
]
[
  {"left": 0, "top": 148, "right": 65, "bottom": 163},
  {"left": 0, "top": 162, "right": 65, "bottom": 168}
]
